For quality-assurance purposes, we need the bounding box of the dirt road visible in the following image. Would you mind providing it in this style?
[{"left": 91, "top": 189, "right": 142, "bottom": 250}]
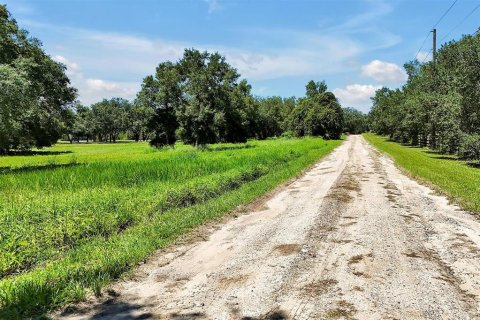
[{"left": 61, "top": 135, "right": 480, "bottom": 320}]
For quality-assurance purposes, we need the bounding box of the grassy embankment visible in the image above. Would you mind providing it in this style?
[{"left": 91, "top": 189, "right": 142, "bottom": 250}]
[
  {"left": 0, "top": 138, "right": 341, "bottom": 318},
  {"left": 364, "top": 133, "right": 480, "bottom": 213}
]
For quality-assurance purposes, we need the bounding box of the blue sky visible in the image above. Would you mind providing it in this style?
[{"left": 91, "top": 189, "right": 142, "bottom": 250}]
[{"left": 5, "top": 0, "right": 480, "bottom": 112}]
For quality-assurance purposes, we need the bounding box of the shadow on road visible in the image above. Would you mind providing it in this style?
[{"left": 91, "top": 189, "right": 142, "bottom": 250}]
[{"left": 61, "top": 298, "right": 154, "bottom": 320}]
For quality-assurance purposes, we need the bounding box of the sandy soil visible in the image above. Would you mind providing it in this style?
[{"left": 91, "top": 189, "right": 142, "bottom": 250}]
[{"left": 59, "top": 135, "right": 480, "bottom": 320}]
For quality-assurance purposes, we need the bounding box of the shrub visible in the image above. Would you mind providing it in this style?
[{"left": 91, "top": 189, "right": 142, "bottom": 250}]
[{"left": 458, "top": 134, "right": 480, "bottom": 160}]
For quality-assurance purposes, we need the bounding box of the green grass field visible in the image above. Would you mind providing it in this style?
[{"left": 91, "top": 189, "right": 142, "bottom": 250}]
[
  {"left": 0, "top": 138, "right": 341, "bottom": 318},
  {"left": 364, "top": 133, "right": 480, "bottom": 213}
]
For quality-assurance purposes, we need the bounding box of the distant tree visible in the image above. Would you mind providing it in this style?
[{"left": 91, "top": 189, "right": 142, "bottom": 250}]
[
  {"left": 140, "top": 49, "right": 252, "bottom": 147},
  {"left": 62, "top": 108, "right": 77, "bottom": 142},
  {"left": 288, "top": 100, "right": 310, "bottom": 137},
  {"left": 251, "top": 96, "right": 297, "bottom": 138},
  {"left": 128, "top": 104, "right": 154, "bottom": 142},
  {"left": 279, "top": 97, "right": 297, "bottom": 132},
  {"left": 224, "top": 79, "right": 252, "bottom": 142},
  {"left": 342, "top": 107, "right": 369, "bottom": 134},
  {"left": 314, "top": 91, "right": 343, "bottom": 139},
  {"left": 243, "top": 99, "right": 267, "bottom": 140},
  {"left": 137, "top": 62, "right": 181, "bottom": 147},
  {"left": 306, "top": 80, "right": 327, "bottom": 99},
  {"left": 90, "top": 98, "right": 130, "bottom": 142},
  {"left": 175, "top": 49, "right": 249, "bottom": 146},
  {"left": 0, "top": 5, "right": 76, "bottom": 153},
  {"left": 289, "top": 80, "right": 343, "bottom": 139},
  {"left": 67, "top": 104, "right": 93, "bottom": 143},
  {"left": 369, "top": 87, "right": 405, "bottom": 138},
  {"left": 254, "top": 97, "right": 283, "bottom": 138}
]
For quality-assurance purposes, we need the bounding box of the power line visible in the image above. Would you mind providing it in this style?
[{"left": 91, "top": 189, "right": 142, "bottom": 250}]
[
  {"left": 434, "top": 0, "right": 459, "bottom": 28},
  {"left": 420, "top": 5, "right": 480, "bottom": 64},
  {"left": 440, "top": 3, "right": 480, "bottom": 43},
  {"left": 421, "top": 49, "right": 433, "bottom": 64},
  {"left": 415, "top": 0, "right": 458, "bottom": 60},
  {"left": 415, "top": 31, "right": 432, "bottom": 60}
]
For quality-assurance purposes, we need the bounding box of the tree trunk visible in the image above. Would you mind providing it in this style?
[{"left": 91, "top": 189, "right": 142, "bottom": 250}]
[{"left": 431, "top": 124, "right": 437, "bottom": 150}]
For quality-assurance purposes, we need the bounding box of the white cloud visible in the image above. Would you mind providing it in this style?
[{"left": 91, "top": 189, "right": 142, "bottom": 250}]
[
  {"left": 333, "top": 84, "right": 382, "bottom": 111},
  {"left": 83, "top": 79, "right": 138, "bottom": 102},
  {"left": 53, "top": 55, "right": 79, "bottom": 75},
  {"left": 52, "top": 55, "right": 139, "bottom": 104},
  {"left": 86, "top": 79, "right": 115, "bottom": 91},
  {"left": 361, "top": 60, "right": 407, "bottom": 83},
  {"left": 78, "top": 77, "right": 138, "bottom": 103}
]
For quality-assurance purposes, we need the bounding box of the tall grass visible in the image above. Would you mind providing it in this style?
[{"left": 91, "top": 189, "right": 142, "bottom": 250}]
[
  {"left": 0, "top": 138, "right": 341, "bottom": 318},
  {"left": 364, "top": 133, "right": 480, "bottom": 213}
]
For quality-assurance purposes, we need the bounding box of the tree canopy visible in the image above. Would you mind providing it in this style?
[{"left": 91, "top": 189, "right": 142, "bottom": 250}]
[
  {"left": 288, "top": 81, "right": 343, "bottom": 139},
  {"left": 137, "top": 49, "right": 257, "bottom": 146},
  {"left": 342, "top": 108, "right": 369, "bottom": 134},
  {"left": 369, "top": 33, "right": 480, "bottom": 160},
  {"left": 0, "top": 5, "right": 76, "bottom": 153},
  {"left": 65, "top": 61, "right": 348, "bottom": 147}
]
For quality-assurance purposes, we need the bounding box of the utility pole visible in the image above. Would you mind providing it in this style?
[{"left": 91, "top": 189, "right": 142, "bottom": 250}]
[{"left": 432, "top": 28, "right": 437, "bottom": 66}]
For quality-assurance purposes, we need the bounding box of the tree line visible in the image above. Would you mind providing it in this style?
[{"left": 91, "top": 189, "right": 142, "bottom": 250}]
[
  {"left": 1, "top": 5, "right": 370, "bottom": 153},
  {"left": 65, "top": 68, "right": 353, "bottom": 146},
  {"left": 133, "top": 50, "right": 347, "bottom": 147},
  {"left": 64, "top": 99, "right": 153, "bottom": 143},
  {"left": 369, "top": 32, "right": 480, "bottom": 160},
  {"left": 64, "top": 49, "right": 352, "bottom": 147}
]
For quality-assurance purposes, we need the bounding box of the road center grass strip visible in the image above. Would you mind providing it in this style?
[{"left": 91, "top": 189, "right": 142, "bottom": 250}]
[
  {"left": 0, "top": 138, "right": 341, "bottom": 318},
  {"left": 364, "top": 133, "right": 480, "bottom": 213}
]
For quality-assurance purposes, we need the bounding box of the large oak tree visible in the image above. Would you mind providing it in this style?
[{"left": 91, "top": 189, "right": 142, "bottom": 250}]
[{"left": 0, "top": 5, "right": 77, "bottom": 153}]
